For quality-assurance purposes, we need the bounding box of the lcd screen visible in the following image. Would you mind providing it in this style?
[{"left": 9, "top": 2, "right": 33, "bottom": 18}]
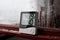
[
  {"left": 20, "top": 12, "right": 35, "bottom": 28},
  {"left": 21, "top": 13, "right": 30, "bottom": 25}
]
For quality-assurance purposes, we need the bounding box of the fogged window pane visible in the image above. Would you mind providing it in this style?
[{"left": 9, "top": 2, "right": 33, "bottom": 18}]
[{"left": 38, "top": 0, "right": 60, "bottom": 29}]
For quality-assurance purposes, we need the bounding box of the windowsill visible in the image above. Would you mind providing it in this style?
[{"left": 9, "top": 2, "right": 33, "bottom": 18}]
[{"left": 0, "top": 24, "right": 60, "bottom": 40}]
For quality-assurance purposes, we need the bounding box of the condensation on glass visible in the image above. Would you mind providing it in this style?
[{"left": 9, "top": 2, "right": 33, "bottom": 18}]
[{"left": 38, "top": 0, "right": 59, "bottom": 29}]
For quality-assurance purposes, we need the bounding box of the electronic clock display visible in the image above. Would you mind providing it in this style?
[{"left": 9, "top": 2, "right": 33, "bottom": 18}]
[{"left": 20, "top": 12, "right": 35, "bottom": 28}]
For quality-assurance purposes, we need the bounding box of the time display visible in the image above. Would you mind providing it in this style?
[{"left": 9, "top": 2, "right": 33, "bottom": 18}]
[{"left": 20, "top": 12, "right": 36, "bottom": 28}]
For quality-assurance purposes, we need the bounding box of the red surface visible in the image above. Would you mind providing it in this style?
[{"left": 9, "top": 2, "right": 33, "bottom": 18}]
[
  {"left": 37, "top": 28, "right": 60, "bottom": 36},
  {"left": 0, "top": 29, "right": 60, "bottom": 40},
  {"left": 0, "top": 24, "right": 19, "bottom": 31},
  {"left": 0, "top": 24, "right": 60, "bottom": 40}
]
